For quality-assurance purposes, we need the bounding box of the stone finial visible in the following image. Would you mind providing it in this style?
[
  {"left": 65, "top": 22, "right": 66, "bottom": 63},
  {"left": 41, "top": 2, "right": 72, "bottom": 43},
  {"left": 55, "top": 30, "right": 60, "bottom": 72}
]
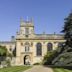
[
  {"left": 20, "top": 17, "right": 25, "bottom": 26},
  {"left": 54, "top": 32, "right": 56, "bottom": 35}
]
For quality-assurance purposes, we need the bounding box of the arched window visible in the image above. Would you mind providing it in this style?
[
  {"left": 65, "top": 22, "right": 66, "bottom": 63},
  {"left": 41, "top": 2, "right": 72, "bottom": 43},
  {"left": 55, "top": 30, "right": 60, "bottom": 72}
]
[
  {"left": 47, "top": 43, "right": 53, "bottom": 51},
  {"left": 36, "top": 43, "right": 42, "bottom": 56}
]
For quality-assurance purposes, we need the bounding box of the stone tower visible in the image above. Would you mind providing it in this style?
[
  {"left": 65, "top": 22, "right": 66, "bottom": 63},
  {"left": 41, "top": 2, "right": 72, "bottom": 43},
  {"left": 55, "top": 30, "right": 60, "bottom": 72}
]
[
  {"left": 19, "top": 18, "right": 34, "bottom": 38},
  {"left": 15, "top": 18, "right": 35, "bottom": 65}
]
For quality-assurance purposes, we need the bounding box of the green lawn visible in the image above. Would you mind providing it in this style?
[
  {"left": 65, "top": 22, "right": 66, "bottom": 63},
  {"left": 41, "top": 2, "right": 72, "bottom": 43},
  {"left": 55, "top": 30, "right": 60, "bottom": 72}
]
[
  {"left": 0, "top": 66, "right": 31, "bottom": 72},
  {"left": 53, "top": 68, "right": 72, "bottom": 72}
]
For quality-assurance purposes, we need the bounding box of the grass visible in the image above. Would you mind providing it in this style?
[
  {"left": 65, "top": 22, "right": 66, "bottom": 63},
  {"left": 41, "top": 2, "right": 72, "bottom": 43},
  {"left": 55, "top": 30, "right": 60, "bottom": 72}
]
[
  {"left": 53, "top": 68, "right": 72, "bottom": 72},
  {"left": 0, "top": 66, "right": 31, "bottom": 72}
]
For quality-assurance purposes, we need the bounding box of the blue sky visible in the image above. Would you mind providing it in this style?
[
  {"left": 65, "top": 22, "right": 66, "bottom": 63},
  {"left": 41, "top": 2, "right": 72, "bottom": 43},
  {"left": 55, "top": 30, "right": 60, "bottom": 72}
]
[{"left": 0, "top": 0, "right": 72, "bottom": 41}]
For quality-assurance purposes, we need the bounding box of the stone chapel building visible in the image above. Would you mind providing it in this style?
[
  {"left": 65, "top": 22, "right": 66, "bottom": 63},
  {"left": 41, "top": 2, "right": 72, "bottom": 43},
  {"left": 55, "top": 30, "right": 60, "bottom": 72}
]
[{"left": 0, "top": 18, "right": 65, "bottom": 65}]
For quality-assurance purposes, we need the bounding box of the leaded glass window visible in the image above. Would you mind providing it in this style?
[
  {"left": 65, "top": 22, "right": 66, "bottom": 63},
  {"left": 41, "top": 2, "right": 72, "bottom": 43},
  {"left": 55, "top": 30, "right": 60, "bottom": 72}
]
[
  {"left": 36, "top": 43, "right": 42, "bottom": 56},
  {"left": 47, "top": 43, "right": 53, "bottom": 51}
]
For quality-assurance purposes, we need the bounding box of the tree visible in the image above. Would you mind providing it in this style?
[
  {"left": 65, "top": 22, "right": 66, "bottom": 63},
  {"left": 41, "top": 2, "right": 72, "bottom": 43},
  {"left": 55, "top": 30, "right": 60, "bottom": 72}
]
[
  {"left": 0, "top": 45, "right": 13, "bottom": 67},
  {"left": 0, "top": 46, "right": 7, "bottom": 56},
  {"left": 43, "top": 50, "right": 58, "bottom": 65},
  {"left": 52, "top": 12, "right": 72, "bottom": 66},
  {"left": 43, "top": 42, "right": 66, "bottom": 65},
  {"left": 12, "top": 47, "right": 16, "bottom": 57},
  {"left": 0, "top": 45, "right": 8, "bottom": 65},
  {"left": 62, "top": 12, "right": 72, "bottom": 48}
]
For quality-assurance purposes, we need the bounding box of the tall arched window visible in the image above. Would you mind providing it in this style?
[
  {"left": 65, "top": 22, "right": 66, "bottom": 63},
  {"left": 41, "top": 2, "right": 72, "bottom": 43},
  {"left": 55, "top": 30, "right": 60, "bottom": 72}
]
[
  {"left": 36, "top": 43, "right": 42, "bottom": 56},
  {"left": 47, "top": 43, "right": 53, "bottom": 51}
]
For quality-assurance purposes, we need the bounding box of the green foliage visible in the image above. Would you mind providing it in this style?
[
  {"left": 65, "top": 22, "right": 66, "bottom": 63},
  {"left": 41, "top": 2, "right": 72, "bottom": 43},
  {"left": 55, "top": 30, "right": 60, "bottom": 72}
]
[
  {"left": 62, "top": 12, "right": 72, "bottom": 48},
  {"left": 0, "top": 46, "right": 8, "bottom": 63},
  {"left": 52, "top": 52, "right": 72, "bottom": 66},
  {"left": 6, "top": 58, "right": 11, "bottom": 67},
  {"left": 43, "top": 50, "right": 57, "bottom": 65},
  {"left": 0, "top": 66, "right": 31, "bottom": 72},
  {"left": 1, "top": 61, "right": 7, "bottom": 67},
  {"left": 0, "top": 46, "right": 7, "bottom": 56},
  {"left": 52, "top": 12, "right": 72, "bottom": 66},
  {"left": 53, "top": 68, "right": 72, "bottom": 72},
  {"left": 12, "top": 47, "right": 16, "bottom": 57},
  {"left": 0, "top": 45, "right": 12, "bottom": 66},
  {"left": 7, "top": 53, "right": 13, "bottom": 59}
]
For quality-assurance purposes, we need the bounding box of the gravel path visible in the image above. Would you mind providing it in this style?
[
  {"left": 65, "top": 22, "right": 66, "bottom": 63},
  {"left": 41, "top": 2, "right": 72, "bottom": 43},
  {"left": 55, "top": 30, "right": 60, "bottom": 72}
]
[{"left": 23, "top": 65, "right": 53, "bottom": 72}]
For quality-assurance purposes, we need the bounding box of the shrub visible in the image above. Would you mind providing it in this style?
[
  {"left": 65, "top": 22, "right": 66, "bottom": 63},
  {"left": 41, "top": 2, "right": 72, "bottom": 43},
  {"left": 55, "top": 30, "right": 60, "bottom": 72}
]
[
  {"left": 6, "top": 58, "right": 11, "bottom": 67},
  {"left": 52, "top": 52, "right": 72, "bottom": 66},
  {"left": 43, "top": 50, "right": 57, "bottom": 65}
]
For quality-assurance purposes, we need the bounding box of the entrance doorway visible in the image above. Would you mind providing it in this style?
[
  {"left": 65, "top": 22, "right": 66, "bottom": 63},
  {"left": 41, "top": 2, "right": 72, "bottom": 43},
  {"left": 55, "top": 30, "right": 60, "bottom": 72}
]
[{"left": 24, "top": 55, "right": 30, "bottom": 65}]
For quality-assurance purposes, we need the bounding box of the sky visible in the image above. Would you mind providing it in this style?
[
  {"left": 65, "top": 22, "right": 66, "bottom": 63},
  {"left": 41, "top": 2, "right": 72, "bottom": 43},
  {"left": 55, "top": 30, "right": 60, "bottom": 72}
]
[{"left": 0, "top": 0, "right": 72, "bottom": 41}]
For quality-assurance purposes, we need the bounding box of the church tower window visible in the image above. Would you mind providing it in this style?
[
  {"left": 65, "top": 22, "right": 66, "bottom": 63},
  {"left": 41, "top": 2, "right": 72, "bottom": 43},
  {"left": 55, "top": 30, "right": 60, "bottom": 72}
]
[
  {"left": 25, "top": 28, "right": 29, "bottom": 37},
  {"left": 25, "top": 28, "right": 29, "bottom": 35}
]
